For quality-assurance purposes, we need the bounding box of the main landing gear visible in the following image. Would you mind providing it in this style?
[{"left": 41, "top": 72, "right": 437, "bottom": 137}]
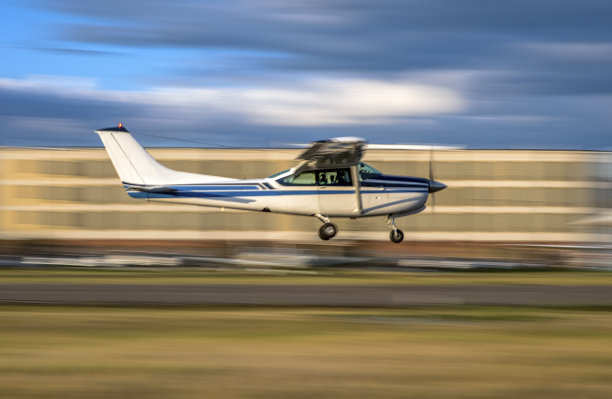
[
  {"left": 387, "top": 216, "right": 404, "bottom": 243},
  {"left": 315, "top": 214, "right": 405, "bottom": 243},
  {"left": 315, "top": 214, "right": 337, "bottom": 240}
]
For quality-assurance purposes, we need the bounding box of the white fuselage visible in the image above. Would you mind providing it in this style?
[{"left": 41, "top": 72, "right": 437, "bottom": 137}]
[{"left": 126, "top": 173, "right": 429, "bottom": 218}]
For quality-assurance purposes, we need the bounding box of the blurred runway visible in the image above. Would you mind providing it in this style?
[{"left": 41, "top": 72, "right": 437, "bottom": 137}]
[{"left": 2, "top": 284, "right": 612, "bottom": 306}]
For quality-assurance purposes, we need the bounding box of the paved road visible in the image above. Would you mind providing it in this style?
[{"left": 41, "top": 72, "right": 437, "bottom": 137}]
[{"left": 2, "top": 284, "right": 612, "bottom": 306}]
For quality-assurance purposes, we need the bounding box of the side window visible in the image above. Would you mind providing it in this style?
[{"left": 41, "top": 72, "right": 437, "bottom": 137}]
[
  {"left": 278, "top": 169, "right": 352, "bottom": 186},
  {"left": 317, "top": 169, "right": 352, "bottom": 186},
  {"left": 279, "top": 171, "right": 316, "bottom": 185}
]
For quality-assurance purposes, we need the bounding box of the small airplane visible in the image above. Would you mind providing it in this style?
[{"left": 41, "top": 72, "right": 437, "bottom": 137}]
[{"left": 95, "top": 125, "right": 446, "bottom": 242}]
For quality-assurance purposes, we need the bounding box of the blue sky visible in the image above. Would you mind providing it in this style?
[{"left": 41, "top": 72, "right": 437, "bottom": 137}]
[{"left": 1, "top": 0, "right": 612, "bottom": 148}]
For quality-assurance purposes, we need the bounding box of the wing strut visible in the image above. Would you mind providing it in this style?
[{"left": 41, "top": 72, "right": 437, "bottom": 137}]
[{"left": 351, "top": 165, "right": 363, "bottom": 214}]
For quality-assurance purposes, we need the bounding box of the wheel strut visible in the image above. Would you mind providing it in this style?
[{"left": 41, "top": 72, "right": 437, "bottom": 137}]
[{"left": 386, "top": 216, "right": 404, "bottom": 243}]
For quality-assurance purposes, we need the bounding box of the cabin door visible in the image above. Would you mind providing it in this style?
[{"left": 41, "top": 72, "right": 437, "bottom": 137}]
[{"left": 317, "top": 168, "right": 354, "bottom": 216}]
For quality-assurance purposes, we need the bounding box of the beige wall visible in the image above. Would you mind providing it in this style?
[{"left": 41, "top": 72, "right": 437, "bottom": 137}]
[{"left": 1, "top": 147, "right": 609, "bottom": 242}]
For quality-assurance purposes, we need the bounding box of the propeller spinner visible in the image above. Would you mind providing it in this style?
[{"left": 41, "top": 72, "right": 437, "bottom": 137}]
[{"left": 427, "top": 147, "right": 446, "bottom": 212}]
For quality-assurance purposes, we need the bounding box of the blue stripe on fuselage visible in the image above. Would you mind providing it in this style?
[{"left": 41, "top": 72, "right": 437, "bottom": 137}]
[
  {"left": 126, "top": 188, "right": 427, "bottom": 200},
  {"left": 123, "top": 176, "right": 429, "bottom": 200},
  {"left": 168, "top": 185, "right": 262, "bottom": 191},
  {"left": 362, "top": 175, "right": 429, "bottom": 188}
]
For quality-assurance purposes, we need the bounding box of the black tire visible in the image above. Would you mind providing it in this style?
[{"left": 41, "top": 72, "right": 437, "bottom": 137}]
[
  {"left": 390, "top": 229, "right": 404, "bottom": 243},
  {"left": 318, "top": 223, "right": 338, "bottom": 240}
]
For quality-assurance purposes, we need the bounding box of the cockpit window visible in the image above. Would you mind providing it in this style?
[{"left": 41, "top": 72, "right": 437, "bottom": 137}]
[
  {"left": 278, "top": 168, "right": 352, "bottom": 186},
  {"left": 280, "top": 171, "right": 316, "bottom": 185},
  {"left": 276, "top": 164, "right": 380, "bottom": 185},
  {"left": 317, "top": 169, "right": 352, "bottom": 186},
  {"left": 358, "top": 162, "right": 382, "bottom": 180}
]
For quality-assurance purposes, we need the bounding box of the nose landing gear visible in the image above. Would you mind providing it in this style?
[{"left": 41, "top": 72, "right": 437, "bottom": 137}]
[
  {"left": 316, "top": 214, "right": 338, "bottom": 240},
  {"left": 319, "top": 223, "right": 338, "bottom": 240},
  {"left": 387, "top": 216, "right": 404, "bottom": 243}
]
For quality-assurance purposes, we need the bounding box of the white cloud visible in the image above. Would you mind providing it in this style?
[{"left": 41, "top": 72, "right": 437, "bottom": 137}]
[
  {"left": 0, "top": 75, "right": 466, "bottom": 126},
  {"left": 0, "top": 75, "right": 98, "bottom": 93}
]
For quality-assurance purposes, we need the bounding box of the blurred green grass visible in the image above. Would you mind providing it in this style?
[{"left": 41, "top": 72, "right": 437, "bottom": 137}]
[
  {"left": 1, "top": 306, "right": 612, "bottom": 398},
  {"left": 3, "top": 268, "right": 612, "bottom": 285}
]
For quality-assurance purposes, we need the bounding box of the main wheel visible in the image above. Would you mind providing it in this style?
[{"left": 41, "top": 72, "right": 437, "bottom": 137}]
[
  {"left": 318, "top": 223, "right": 338, "bottom": 240},
  {"left": 390, "top": 229, "right": 404, "bottom": 243}
]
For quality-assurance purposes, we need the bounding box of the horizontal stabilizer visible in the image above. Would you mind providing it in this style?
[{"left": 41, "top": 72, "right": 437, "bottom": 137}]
[{"left": 124, "top": 184, "right": 177, "bottom": 194}]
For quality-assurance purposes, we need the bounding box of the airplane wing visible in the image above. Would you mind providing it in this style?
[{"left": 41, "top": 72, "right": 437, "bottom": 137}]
[{"left": 296, "top": 137, "right": 367, "bottom": 172}]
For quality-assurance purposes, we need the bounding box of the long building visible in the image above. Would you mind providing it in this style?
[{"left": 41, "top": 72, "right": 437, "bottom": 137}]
[{"left": 1, "top": 146, "right": 610, "bottom": 243}]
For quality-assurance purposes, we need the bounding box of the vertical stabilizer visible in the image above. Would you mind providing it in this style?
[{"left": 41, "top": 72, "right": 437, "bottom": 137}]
[{"left": 94, "top": 125, "right": 234, "bottom": 185}]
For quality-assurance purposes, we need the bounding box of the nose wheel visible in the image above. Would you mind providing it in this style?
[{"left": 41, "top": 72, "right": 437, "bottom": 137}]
[
  {"left": 387, "top": 216, "right": 404, "bottom": 243},
  {"left": 315, "top": 214, "right": 338, "bottom": 240},
  {"left": 318, "top": 223, "right": 338, "bottom": 240}
]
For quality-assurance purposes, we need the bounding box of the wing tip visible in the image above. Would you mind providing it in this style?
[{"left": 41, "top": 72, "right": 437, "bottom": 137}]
[{"left": 318, "top": 136, "right": 367, "bottom": 144}]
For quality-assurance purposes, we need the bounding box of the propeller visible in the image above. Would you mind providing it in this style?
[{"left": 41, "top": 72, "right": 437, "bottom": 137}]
[
  {"left": 429, "top": 146, "right": 435, "bottom": 210},
  {"left": 427, "top": 145, "right": 447, "bottom": 214}
]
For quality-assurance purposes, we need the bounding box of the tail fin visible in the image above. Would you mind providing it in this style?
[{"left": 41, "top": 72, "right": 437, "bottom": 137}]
[{"left": 95, "top": 125, "right": 233, "bottom": 185}]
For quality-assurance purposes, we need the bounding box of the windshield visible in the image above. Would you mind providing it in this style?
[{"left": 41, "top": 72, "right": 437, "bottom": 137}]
[{"left": 358, "top": 162, "right": 381, "bottom": 180}]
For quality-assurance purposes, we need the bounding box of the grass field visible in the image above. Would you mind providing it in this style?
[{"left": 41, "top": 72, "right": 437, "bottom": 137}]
[
  {"left": 3, "top": 267, "right": 612, "bottom": 286},
  {"left": 2, "top": 305, "right": 612, "bottom": 398},
  {"left": 2, "top": 267, "right": 612, "bottom": 397}
]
